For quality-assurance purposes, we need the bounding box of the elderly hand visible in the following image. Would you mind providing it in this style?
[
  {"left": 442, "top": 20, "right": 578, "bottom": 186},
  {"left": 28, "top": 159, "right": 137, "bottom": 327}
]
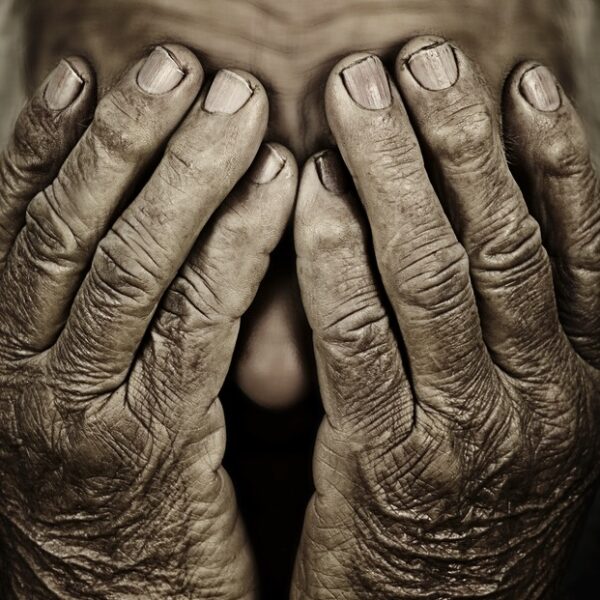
[
  {"left": 0, "top": 45, "right": 296, "bottom": 598},
  {"left": 293, "top": 36, "right": 600, "bottom": 598}
]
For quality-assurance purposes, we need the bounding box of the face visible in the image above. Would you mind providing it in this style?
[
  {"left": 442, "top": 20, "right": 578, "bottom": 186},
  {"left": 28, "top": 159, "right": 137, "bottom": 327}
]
[{"left": 26, "top": 0, "right": 572, "bottom": 409}]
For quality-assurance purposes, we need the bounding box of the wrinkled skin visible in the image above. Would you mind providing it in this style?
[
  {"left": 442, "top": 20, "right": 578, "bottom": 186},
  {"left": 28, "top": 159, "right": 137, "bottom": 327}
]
[
  {"left": 293, "top": 37, "right": 600, "bottom": 598},
  {"left": 25, "top": 0, "right": 570, "bottom": 411},
  {"left": 1, "top": 15, "right": 599, "bottom": 600},
  {"left": 0, "top": 45, "right": 298, "bottom": 598}
]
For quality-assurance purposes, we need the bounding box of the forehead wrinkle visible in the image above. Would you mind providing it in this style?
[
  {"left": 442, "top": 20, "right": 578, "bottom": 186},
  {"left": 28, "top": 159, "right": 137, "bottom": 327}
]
[
  {"left": 26, "top": 0, "right": 570, "bottom": 159},
  {"left": 28, "top": 0, "right": 563, "bottom": 75}
]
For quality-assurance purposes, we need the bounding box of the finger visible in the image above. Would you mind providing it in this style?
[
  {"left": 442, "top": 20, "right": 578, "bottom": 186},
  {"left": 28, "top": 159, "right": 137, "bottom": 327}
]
[
  {"left": 395, "top": 37, "right": 565, "bottom": 377},
  {"left": 295, "top": 150, "right": 413, "bottom": 448},
  {"left": 54, "top": 69, "right": 269, "bottom": 391},
  {"left": 136, "top": 143, "right": 296, "bottom": 430},
  {"left": 0, "top": 57, "right": 94, "bottom": 270},
  {"left": 325, "top": 53, "right": 490, "bottom": 398},
  {"left": 0, "top": 45, "right": 203, "bottom": 353},
  {"left": 504, "top": 61, "right": 600, "bottom": 368}
]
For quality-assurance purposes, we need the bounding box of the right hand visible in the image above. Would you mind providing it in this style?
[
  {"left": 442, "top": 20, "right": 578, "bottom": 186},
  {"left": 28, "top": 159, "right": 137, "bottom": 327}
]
[{"left": 0, "top": 45, "right": 296, "bottom": 599}]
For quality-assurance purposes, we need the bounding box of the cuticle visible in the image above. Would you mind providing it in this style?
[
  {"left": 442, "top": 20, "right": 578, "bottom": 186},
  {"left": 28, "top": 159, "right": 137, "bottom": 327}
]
[
  {"left": 341, "top": 54, "right": 380, "bottom": 73},
  {"left": 400, "top": 40, "right": 451, "bottom": 71},
  {"left": 265, "top": 143, "right": 288, "bottom": 169},
  {"left": 159, "top": 45, "right": 187, "bottom": 76},
  {"left": 62, "top": 59, "right": 85, "bottom": 84}
]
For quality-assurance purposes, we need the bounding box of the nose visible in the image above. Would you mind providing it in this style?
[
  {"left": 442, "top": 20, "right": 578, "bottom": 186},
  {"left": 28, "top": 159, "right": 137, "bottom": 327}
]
[{"left": 232, "top": 263, "right": 315, "bottom": 409}]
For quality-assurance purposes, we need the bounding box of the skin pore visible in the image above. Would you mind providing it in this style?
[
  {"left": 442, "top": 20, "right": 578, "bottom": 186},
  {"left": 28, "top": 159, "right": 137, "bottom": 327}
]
[{"left": 24, "top": 0, "right": 572, "bottom": 410}]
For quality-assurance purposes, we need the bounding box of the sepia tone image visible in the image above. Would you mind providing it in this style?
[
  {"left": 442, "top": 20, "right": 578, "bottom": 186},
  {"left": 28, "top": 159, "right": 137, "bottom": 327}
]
[{"left": 1, "top": 0, "right": 600, "bottom": 598}]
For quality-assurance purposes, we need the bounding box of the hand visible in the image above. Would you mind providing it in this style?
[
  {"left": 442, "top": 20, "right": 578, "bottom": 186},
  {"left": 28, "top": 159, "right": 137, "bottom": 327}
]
[
  {"left": 0, "top": 45, "right": 296, "bottom": 598},
  {"left": 293, "top": 36, "right": 600, "bottom": 598}
]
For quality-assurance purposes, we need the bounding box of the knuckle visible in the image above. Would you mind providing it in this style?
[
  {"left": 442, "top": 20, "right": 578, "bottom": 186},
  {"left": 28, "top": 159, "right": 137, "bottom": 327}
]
[
  {"left": 303, "top": 216, "right": 357, "bottom": 255},
  {"left": 160, "top": 260, "right": 231, "bottom": 331},
  {"left": 0, "top": 118, "right": 57, "bottom": 195},
  {"left": 215, "top": 204, "right": 261, "bottom": 250},
  {"left": 161, "top": 141, "right": 201, "bottom": 186},
  {"left": 429, "top": 101, "right": 497, "bottom": 171},
  {"left": 542, "top": 120, "right": 592, "bottom": 178},
  {"left": 474, "top": 214, "right": 547, "bottom": 278},
  {"left": 7, "top": 132, "right": 48, "bottom": 175},
  {"left": 13, "top": 96, "right": 61, "bottom": 158},
  {"left": 163, "top": 247, "right": 248, "bottom": 333},
  {"left": 91, "top": 232, "right": 159, "bottom": 308},
  {"left": 89, "top": 91, "right": 154, "bottom": 160},
  {"left": 385, "top": 234, "right": 471, "bottom": 313},
  {"left": 318, "top": 294, "right": 388, "bottom": 351},
  {"left": 23, "top": 185, "right": 83, "bottom": 263},
  {"left": 570, "top": 227, "right": 600, "bottom": 270},
  {"left": 0, "top": 149, "right": 31, "bottom": 202},
  {"left": 157, "top": 136, "right": 218, "bottom": 195}
]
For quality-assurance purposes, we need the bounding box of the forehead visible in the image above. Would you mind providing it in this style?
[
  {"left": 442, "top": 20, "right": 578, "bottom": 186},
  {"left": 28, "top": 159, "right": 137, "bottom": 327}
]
[
  {"left": 29, "top": 0, "right": 564, "bottom": 77},
  {"left": 27, "top": 0, "right": 569, "bottom": 155}
]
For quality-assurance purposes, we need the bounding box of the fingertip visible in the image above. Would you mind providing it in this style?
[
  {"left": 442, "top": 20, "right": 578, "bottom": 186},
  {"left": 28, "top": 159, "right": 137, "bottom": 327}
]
[
  {"left": 223, "top": 67, "right": 266, "bottom": 98},
  {"left": 39, "top": 56, "right": 95, "bottom": 115},
  {"left": 295, "top": 149, "right": 362, "bottom": 253},
  {"left": 328, "top": 51, "right": 381, "bottom": 81},
  {"left": 247, "top": 142, "right": 298, "bottom": 186},
  {"left": 396, "top": 36, "right": 477, "bottom": 96},
  {"left": 60, "top": 56, "right": 95, "bottom": 90},
  {"left": 249, "top": 143, "right": 298, "bottom": 229},
  {"left": 505, "top": 61, "right": 564, "bottom": 114},
  {"left": 10, "top": 56, "right": 95, "bottom": 168},
  {"left": 325, "top": 52, "right": 391, "bottom": 115},
  {"left": 221, "top": 144, "right": 297, "bottom": 242},
  {"left": 395, "top": 34, "right": 449, "bottom": 71},
  {"left": 313, "top": 149, "right": 351, "bottom": 195},
  {"left": 268, "top": 142, "right": 298, "bottom": 176},
  {"left": 239, "top": 69, "right": 270, "bottom": 127},
  {"left": 301, "top": 149, "right": 347, "bottom": 191},
  {"left": 132, "top": 45, "right": 204, "bottom": 98},
  {"left": 160, "top": 43, "right": 205, "bottom": 84},
  {"left": 204, "top": 67, "right": 269, "bottom": 117},
  {"left": 504, "top": 61, "right": 591, "bottom": 174}
]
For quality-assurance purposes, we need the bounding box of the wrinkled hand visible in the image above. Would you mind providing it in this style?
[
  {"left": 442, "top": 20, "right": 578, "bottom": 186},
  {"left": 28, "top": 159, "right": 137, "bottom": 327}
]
[
  {"left": 0, "top": 46, "right": 296, "bottom": 599},
  {"left": 293, "top": 36, "right": 600, "bottom": 598}
]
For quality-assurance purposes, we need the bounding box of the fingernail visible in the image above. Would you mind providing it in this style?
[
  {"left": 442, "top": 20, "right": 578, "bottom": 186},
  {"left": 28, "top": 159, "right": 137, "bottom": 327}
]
[
  {"left": 203, "top": 70, "right": 254, "bottom": 114},
  {"left": 520, "top": 66, "right": 561, "bottom": 112},
  {"left": 248, "top": 144, "right": 286, "bottom": 184},
  {"left": 45, "top": 60, "right": 84, "bottom": 110},
  {"left": 341, "top": 56, "right": 392, "bottom": 110},
  {"left": 315, "top": 150, "right": 350, "bottom": 195},
  {"left": 407, "top": 42, "right": 458, "bottom": 91},
  {"left": 137, "top": 47, "right": 185, "bottom": 95}
]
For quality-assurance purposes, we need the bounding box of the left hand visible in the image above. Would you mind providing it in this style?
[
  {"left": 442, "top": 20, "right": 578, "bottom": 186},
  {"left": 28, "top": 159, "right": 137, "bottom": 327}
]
[{"left": 292, "top": 36, "right": 600, "bottom": 598}]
